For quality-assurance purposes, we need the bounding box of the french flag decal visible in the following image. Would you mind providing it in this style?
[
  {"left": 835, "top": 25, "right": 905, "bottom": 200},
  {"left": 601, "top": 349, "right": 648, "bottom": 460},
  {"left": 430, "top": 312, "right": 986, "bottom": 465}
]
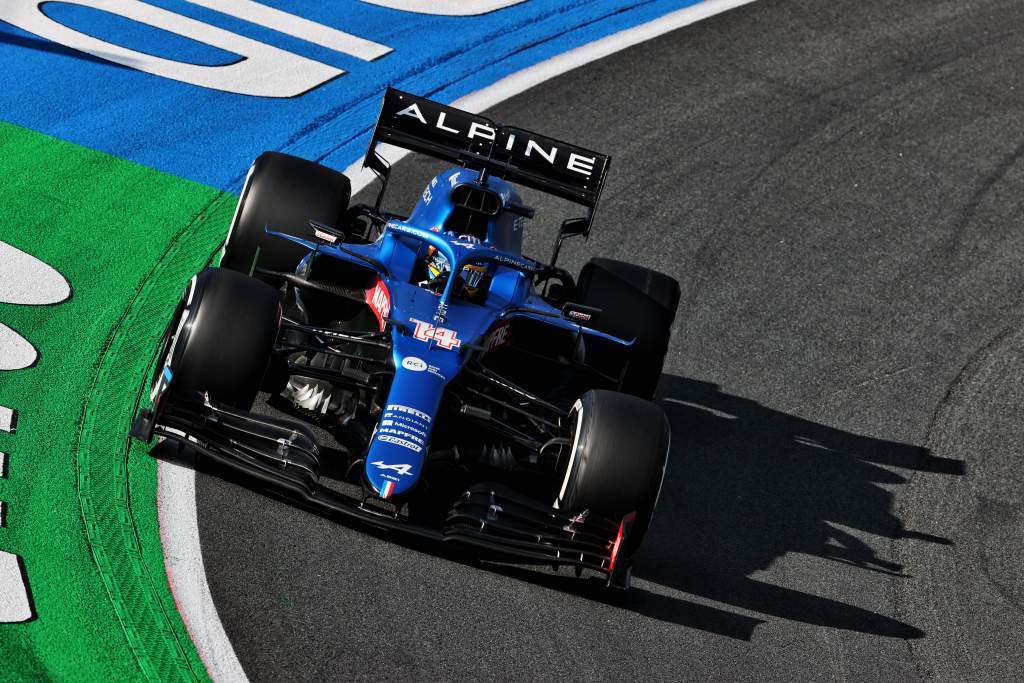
[{"left": 380, "top": 480, "right": 395, "bottom": 499}]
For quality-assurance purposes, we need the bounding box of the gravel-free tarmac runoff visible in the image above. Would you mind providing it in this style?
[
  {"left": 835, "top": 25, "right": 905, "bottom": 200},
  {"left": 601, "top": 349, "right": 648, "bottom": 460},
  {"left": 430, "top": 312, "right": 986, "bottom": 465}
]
[{"left": 195, "top": 0, "right": 1024, "bottom": 679}]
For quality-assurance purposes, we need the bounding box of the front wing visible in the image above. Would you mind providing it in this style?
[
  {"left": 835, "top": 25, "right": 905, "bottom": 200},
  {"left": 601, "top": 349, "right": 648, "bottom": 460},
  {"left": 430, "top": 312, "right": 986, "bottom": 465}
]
[{"left": 130, "top": 396, "right": 634, "bottom": 587}]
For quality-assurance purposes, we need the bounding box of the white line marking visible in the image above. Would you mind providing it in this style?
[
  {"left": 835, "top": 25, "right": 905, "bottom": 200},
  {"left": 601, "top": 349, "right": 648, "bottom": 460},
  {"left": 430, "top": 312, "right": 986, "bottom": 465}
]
[
  {"left": 0, "top": 551, "right": 32, "bottom": 622},
  {"left": 359, "top": 0, "right": 526, "bottom": 16},
  {"left": 0, "top": 240, "right": 71, "bottom": 370},
  {"left": 0, "top": 323, "right": 38, "bottom": 371},
  {"left": 188, "top": 0, "right": 392, "bottom": 61},
  {"left": 159, "top": 455, "right": 248, "bottom": 682},
  {"left": 0, "top": 452, "right": 7, "bottom": 478},
  {"left": 0, "top": 0, "right": 342, "bottom": 98},
  {"left": 160, "top": 2, "right": 758, "bottom": 679},
  {"left": 0, "top": 241, "right": 71, "bottom": 306},
  {"left": 0, "top": 407, "right": 15, "bottom": 433},
  {"left": 346, "top": 0, "right": 759, "bottom": 195}
]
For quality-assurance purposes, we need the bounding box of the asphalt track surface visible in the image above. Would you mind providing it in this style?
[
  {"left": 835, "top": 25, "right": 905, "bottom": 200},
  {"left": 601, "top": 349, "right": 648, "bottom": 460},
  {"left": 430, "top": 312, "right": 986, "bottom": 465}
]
[{"left": 195, "top": 0, "right": 1024, "bottom": 679}]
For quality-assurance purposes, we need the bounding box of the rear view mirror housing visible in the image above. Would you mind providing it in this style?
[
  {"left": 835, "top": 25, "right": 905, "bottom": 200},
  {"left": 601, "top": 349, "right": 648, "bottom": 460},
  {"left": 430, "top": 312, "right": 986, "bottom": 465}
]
[
  {"left": 308, "top": 219, "right": 347, "bottom": 245},
  {"left": 550, "top": 216, "right": 591, "bottom": 267},
  {"left": 559, "top": 216, "right": 589, "bottom": 237},
  {"left": 562, "top": 302, "right": 601, "bottom": 325}
]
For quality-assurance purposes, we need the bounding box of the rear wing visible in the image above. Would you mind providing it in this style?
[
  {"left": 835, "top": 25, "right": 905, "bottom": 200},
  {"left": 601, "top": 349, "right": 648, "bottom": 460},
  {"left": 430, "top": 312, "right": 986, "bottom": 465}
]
[{"left": 363, "top": 87, "right": 610, "bottom": 225}]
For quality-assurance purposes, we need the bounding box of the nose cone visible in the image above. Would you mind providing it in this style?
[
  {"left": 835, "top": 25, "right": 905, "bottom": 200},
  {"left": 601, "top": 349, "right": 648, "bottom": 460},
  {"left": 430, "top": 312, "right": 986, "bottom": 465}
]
[
  {"left": 364, "top": 348, "right": 454, "bottom": 499},
  {"left": 366, "top": 402, "right": 434, "bottom": 498}
]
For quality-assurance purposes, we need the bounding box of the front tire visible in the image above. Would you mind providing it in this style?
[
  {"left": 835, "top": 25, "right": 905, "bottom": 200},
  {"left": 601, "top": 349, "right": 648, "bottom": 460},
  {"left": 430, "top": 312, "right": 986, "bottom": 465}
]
[
  {"left": 156, "top": 268, "right": 281, "bottom": 409},
  {"left": 556, "top": 390, "right": 669, "bottom": 517},
  {"left": 555, "top": 390, "right": 670, "bottom": 582}
]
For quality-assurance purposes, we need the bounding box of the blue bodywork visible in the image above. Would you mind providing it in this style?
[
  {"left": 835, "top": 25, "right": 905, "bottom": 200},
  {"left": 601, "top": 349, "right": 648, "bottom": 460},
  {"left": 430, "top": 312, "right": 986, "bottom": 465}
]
[{"left": 272, "top": 169, "right": 630, "bottom": 500}]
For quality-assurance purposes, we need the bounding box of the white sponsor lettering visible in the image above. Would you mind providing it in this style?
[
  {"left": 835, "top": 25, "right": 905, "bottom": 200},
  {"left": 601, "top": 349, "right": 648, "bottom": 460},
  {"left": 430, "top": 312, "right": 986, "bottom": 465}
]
[
  {"left": 567, "top": 152, "right": 597, "bottom": 176},
  {"left": 524, "top": 138, "right": 558, "bottom": 164},
  {"left": 436, "top": 111, "right": 460, "bottom": 134},
  {"left": 396, "top": 102, "right": 428, "bottom": 124},
  {"left": 387, "top": 97, "right": 605, "bottom": 180},
  {"left": 365, "top": 279, "right": 390, "bottom": 331},
  {"left": 378, "top": 427, "right": 424, "bottom": 445},
  {"left": 467, "top": 122, "right": 496, "bottom": 141},
  {"left": 388, "top": 420, "right": 427, "bottom": 438},
  {"left": 376, "top": 435, "right": 423, "bottom": 452},
  {"left": 402, "top": 356, "right": 427, "bottom": 372},
  {"left": 385, "top": 404, "right": 432, "bottom": 423}
]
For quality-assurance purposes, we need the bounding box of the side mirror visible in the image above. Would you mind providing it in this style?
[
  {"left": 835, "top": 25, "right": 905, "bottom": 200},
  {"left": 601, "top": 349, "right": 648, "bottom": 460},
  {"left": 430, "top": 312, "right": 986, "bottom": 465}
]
[
  {"left": 562, "top": 302, "right": 601, "bottom": 325},
  {"left": 550, "top": 216, "right": 590, "bottom": 267},
  {"left": 559, "top": 217, "right": 589, "bottom": 238},
  {"left": 308, "top": 219, "right": 346, "bottom": 245}
]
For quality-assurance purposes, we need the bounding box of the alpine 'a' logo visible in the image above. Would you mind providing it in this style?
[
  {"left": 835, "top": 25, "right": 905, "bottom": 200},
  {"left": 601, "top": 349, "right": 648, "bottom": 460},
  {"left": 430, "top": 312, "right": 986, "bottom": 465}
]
[{"left": 371, "top": 460, "right": 413, "bottom": 476}]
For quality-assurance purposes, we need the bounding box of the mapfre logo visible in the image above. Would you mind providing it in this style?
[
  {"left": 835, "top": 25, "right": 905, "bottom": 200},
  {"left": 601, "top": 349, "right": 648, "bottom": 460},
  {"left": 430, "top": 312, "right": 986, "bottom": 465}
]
[
  {"left": 485, "top": 322, "right": 511, "bottom": 352},
  {"left": 365, "top": 279, "right": 391, "bottom": 331}
]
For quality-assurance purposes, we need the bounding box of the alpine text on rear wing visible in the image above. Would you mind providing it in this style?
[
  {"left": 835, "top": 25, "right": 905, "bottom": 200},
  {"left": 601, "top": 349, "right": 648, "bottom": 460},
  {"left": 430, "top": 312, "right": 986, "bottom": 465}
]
[{"left": 364, "top": 87, "right": 610, "bottom": 210}]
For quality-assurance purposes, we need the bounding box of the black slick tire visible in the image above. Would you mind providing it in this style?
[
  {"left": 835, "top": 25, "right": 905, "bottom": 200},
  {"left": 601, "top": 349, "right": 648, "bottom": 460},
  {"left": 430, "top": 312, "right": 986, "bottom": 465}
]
[
  {"left": 555, "top": 390, "right": 670, "bottom": 584},
  {"left": 220, "top": 152, "right": 351, "bottom": 278},
  {"left": 160, "top": 268, "right": 281, "bottom": 409},
  {"left": 576, "top": 258, "right": 680, "bottom": 400}
]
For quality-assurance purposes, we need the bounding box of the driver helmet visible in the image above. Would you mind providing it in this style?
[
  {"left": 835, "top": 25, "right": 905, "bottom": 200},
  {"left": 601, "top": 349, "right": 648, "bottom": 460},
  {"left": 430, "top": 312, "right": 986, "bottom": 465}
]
[{"left": 424, "top": 231, "right": 488, "bottom": 295}]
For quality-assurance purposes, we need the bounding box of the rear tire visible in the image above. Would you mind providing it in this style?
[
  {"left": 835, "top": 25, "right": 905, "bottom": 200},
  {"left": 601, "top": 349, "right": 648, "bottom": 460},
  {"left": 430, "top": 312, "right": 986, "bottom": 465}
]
[
  {"left": 220, "top": 152, "right": 351, "bottom": 278},
  {"left": 576, "top": 258, "right": 680, "bottom": 400},
  {"left": 159, "top": 268, "right": 281, "bottom": 409}
]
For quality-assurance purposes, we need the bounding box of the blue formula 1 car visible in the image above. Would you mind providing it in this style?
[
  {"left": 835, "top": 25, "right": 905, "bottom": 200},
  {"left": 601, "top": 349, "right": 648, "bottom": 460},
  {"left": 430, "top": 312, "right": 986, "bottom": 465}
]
[{"left": 131, "top": 88, "right": 680, "bottom": 588}]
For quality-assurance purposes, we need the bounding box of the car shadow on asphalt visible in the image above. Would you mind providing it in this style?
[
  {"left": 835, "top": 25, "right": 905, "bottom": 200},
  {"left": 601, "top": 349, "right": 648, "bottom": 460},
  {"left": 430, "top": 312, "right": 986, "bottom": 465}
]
[
  {"left": 627, "top": 373, "right": 963, "bottom": 640},
  {"left": 155, "top": 372, "right": 961, "bottom": 642},
  {"left": 467, "top": 373, "right": 960, "bottom": 640}
]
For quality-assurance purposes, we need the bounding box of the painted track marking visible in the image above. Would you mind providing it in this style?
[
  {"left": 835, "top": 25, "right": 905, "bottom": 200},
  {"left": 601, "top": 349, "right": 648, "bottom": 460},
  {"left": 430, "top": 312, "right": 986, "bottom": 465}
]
[{"left": 0, "top": 241, "right": 72, "bottom": 622}]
